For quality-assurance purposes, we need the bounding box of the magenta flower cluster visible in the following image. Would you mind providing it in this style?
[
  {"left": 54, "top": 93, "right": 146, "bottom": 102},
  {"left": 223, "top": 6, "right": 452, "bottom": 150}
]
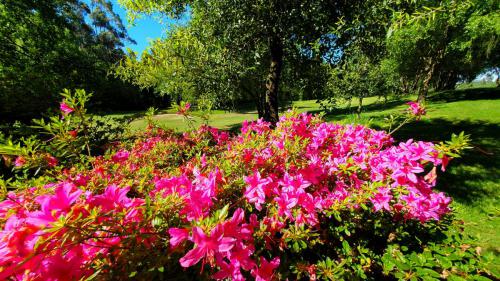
[
  {"left": 0, "top": 111, "right": 451, "bottom": 280},
  {"left": 407, "top": 101, "right": 426, "bottom": 120}
]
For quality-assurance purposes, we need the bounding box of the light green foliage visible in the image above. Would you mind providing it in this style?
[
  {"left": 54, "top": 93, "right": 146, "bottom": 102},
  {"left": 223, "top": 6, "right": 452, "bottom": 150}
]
[
  {"left": 387, "top": 0, "right": 500, "bottom": 98},
  {"left": 114, "top": 25, "right": 254, "bottom": 110},
  {"left": 322, "top": 52, "right": 399, "bottom": 116},
  {"left": 116, "top": 0, "right": 390, "bottom": 121}
]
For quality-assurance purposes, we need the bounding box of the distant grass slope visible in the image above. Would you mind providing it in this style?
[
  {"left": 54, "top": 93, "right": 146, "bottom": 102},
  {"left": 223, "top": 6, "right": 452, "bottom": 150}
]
[{"left": 124, "top": 86, "right": 499, "bottom": 274}]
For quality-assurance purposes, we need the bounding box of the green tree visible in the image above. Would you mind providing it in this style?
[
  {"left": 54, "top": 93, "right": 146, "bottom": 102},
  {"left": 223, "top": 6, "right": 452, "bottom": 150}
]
[
  {"left": 118, "top": 0, "right": 387, "bottom": 123},
  {"left": 387, "top": 0, "right": 500, "bottom": 102},
  {"left": 0, "top": 0, "right": 136, "bottom": 120}
]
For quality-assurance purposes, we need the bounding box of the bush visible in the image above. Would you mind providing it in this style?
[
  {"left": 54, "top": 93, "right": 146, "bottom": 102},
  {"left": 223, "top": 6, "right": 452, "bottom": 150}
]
[
  {"left": 0, "top": 89, "right": 130, "bottom": 181},
  {"left": 0, "top": 111, "right": 493, "bottom": 280}
]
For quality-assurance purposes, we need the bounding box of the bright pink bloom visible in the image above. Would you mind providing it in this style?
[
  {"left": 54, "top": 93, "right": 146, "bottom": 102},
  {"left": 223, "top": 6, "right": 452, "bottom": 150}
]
[
  {"left": 112, "top": 150, "right": 130, "bottom": 162},
  {"left": 213, "top": 258, "right": 245, "bottom": 281},
  {"left": 370, "top": 187, "right": 392, "bottom": 212},
  {"left": 90, "top": 185, "right": 141, "bottom": 212},
  {"left": 169, "top": 228, "right": 189, "bottom": 248},
  {"left": 14, "top": 156, "right": 26, "bottom": 167},
  {"left": 252, "top": 257, "right": 280, "bottom": 281},
  {"left": 244, "top": 171, "right": 272, "bottom": 211},
  {"left": 179, "top": 225, "right": 236, "bottom": 267},
  {"left": 60, "top": 102, "right": 74, "bottom": 115},
  {"left": 406, "top": 101, "right": 426, "bottom": 120},
  {"left": 38, "top": 182, "right": 82, "bottom": 214}
]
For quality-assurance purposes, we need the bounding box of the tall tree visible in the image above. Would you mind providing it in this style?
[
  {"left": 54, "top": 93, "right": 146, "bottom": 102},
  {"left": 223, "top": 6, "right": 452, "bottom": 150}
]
[
  {"left": 0, "top": 0, "right": 135, "bottom": 120},
  {"left": 119, "top": 0, "right": 381, "bottom": 123},
  {"left": 387, "top": 0, "right": 500, "bottom": 102}
]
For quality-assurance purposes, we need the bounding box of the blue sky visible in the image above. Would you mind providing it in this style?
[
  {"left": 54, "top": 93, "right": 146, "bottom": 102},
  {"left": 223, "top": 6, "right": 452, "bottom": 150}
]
[{"left": 110, "top": 0, "right": 167, "bottom": 54}]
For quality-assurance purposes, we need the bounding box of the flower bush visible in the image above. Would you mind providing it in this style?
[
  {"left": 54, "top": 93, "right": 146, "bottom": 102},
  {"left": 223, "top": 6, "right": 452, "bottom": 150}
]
[
  {"left": 0, "top": 111, "right": 492, "bottom": 280},
  {"left": 0, "top": 89, "right": 129, "bottom": 178}
]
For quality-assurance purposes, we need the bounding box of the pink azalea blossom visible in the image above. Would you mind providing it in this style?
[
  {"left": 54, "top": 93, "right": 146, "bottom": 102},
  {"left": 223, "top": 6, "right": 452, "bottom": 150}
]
[
  {"left": 179, "top": 225, "right": 236, "bottom": 267},
  {"left": 14, "top": 156, "right": 26, "bottom": 167},
  {"left": 0, "top": 110, "right": 456, "bottom": 280},
  {"left": 252, "top": 257, "right": 280, "bottom": 281},
  {"left": 244, "top": 171, "right": 272, "bottom": 211},
  {"left": 406, "top": 101, "right": 426, "bottom": 120},
  {"left": 168, "top": 227, "right": 189, "bottom": 248},
  {"left": 112, "top": 150, "right": 130, "bottom": 162},
  {"left": 370, "top": 187, "right": 392, "bottom": 212},
  {"left": 60, "top": 102, "right": 74, "bottom": 115}
]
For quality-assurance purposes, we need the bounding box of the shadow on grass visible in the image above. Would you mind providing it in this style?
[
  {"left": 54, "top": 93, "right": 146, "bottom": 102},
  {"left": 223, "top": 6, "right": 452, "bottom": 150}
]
[
  {"left": 429, "top": 87, "right": 500, "bottom": 103},
  {"left": 381, "top": 118, "right": 499, "bottom": 207},
  {"left": 325, "top": 87, "right": 500, "bottom": 117}
]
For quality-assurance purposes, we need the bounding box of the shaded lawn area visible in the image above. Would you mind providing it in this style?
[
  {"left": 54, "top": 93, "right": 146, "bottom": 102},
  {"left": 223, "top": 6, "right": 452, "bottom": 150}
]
[
  {"left": 120, "top": 87, "right": 500, "bottom": 274},
  {"left": 325, "top": 87, "right": 500, "bottom": 275}
]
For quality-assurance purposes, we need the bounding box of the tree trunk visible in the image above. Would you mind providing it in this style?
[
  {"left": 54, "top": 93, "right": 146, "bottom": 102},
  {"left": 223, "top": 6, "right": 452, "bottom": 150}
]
[
  {"left": 356, "top": 97, "right": 363, "bottom": 118},
  {"left": 176, "top": 94, "right": 182, "bottom": 106},
  {"left": 495, "top": 67, "right": 500, "bottom": 88},
  {"left": 264, "top": 36, "right": 283, "bottom": 124},
  {"left": 419, "top": 57, "right": 438, "bottom": 103},
  {"left": 435, "top": 70, "right": 457, "bottom": 91},
  {"left": 256, "top": 92, "right": 265, "bottom": 118}
]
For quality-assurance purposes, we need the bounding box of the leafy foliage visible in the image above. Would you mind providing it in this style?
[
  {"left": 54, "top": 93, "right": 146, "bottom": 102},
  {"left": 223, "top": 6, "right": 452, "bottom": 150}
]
[
  {"left": 387, "top": 0, "right": 500, "bottom": 100},
  {"left": 0, "top": 0, "right": 143, "bottom": 120},
  {"left": 0, "top": 89, "right": 129, "bottom": 179},
  {"left": 116, "top": 0, "right": 396, "bottom": 122},
  {"left": 0, "top": 108, "right": 494, "bottom": 280}
]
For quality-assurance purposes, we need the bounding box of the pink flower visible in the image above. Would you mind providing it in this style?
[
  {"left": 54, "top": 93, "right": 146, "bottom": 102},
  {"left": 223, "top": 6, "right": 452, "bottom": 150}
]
[
  {"left": 252, "top": 257, "right": 280, "bottom": 281},
  {"left": 46, "top": 155, "right": 58, "bottom": 167},
  {"left": 60, "top": 102, "right": 74, "bottom": 115},
  {"left": 30, "top": 182, "right": 82, "bottom": 225},
  {"left": 275, "top": 193, "right": 298, "bottom": 218},
  {"left": 212, "top": 257, "right": 245, "bottom": 281},
  {"left": 68, "top": 130, "right": 78, "bottom": 138},
  {"left": 112, "top": 150, "right": 130, "bottom": 162},
  {"left": 370, "top": 187, "right": 392, "bottom": 212},
  {"left": 14, "top": 156, "right": 26, "bottom": 167},
  {"left": 168, "top": 228, "right": 189, "bottom": 248},
  {"left": 179, "top": 225, "right": 236, "bottom": 267},
  {"left": 72, "top": 174, "right": 89, "bottom": 186},
  {"left": 406, "top": 101, "right": 426, "bottom": 120},
  {"left": 90, "top": 185, "right": 137, "bottom": 211},
  {"left": 244, "top": 171, "right": 272, "bottom": 211}
]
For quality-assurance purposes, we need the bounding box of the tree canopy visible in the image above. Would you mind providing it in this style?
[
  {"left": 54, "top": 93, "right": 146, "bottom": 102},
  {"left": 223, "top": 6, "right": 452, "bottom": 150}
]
[
  {"left": 117, "top": 0, "right": 394, "bottom": 123},
  {"left": 0, "top": 0, "right": 142, "bottom": 120},
  {"left": 387, "top": 0, "right": 500, "bottom": 101}
]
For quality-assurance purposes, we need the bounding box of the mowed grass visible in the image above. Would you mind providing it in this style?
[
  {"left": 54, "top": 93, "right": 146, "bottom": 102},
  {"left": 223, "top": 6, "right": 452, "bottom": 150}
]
[{"left": 123, "top": 86, "right": 500, "bottom": 274}]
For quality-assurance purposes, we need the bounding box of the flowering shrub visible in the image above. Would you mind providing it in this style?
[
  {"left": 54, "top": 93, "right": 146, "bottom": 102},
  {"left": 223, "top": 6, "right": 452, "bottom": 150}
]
[
  {"left": 0, "top": 89, "right": 129, "bottom": 177},
  {"left": 406, "top": 101, "right": 426, "bottom": 120},
  {"left": 0, "top": 111, "right": 491, "bottom": 280}
]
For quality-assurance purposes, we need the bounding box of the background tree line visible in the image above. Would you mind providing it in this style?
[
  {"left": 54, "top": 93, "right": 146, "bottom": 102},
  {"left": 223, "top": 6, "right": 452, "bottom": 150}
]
[
  {"left": 1, "top": 0, "right": 498, "bottom": 123},
  {"left": 0, "top": 0, "right": 165, "bottom": 121},
  {"left": 115, "top": 0, "right": 499, "bottom": 122}
]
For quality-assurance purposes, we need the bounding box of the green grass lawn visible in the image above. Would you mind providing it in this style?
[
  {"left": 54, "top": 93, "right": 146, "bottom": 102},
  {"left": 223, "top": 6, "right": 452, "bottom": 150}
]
[{"left": 121, "top": 86, "right": 500, "bottom": 274}]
